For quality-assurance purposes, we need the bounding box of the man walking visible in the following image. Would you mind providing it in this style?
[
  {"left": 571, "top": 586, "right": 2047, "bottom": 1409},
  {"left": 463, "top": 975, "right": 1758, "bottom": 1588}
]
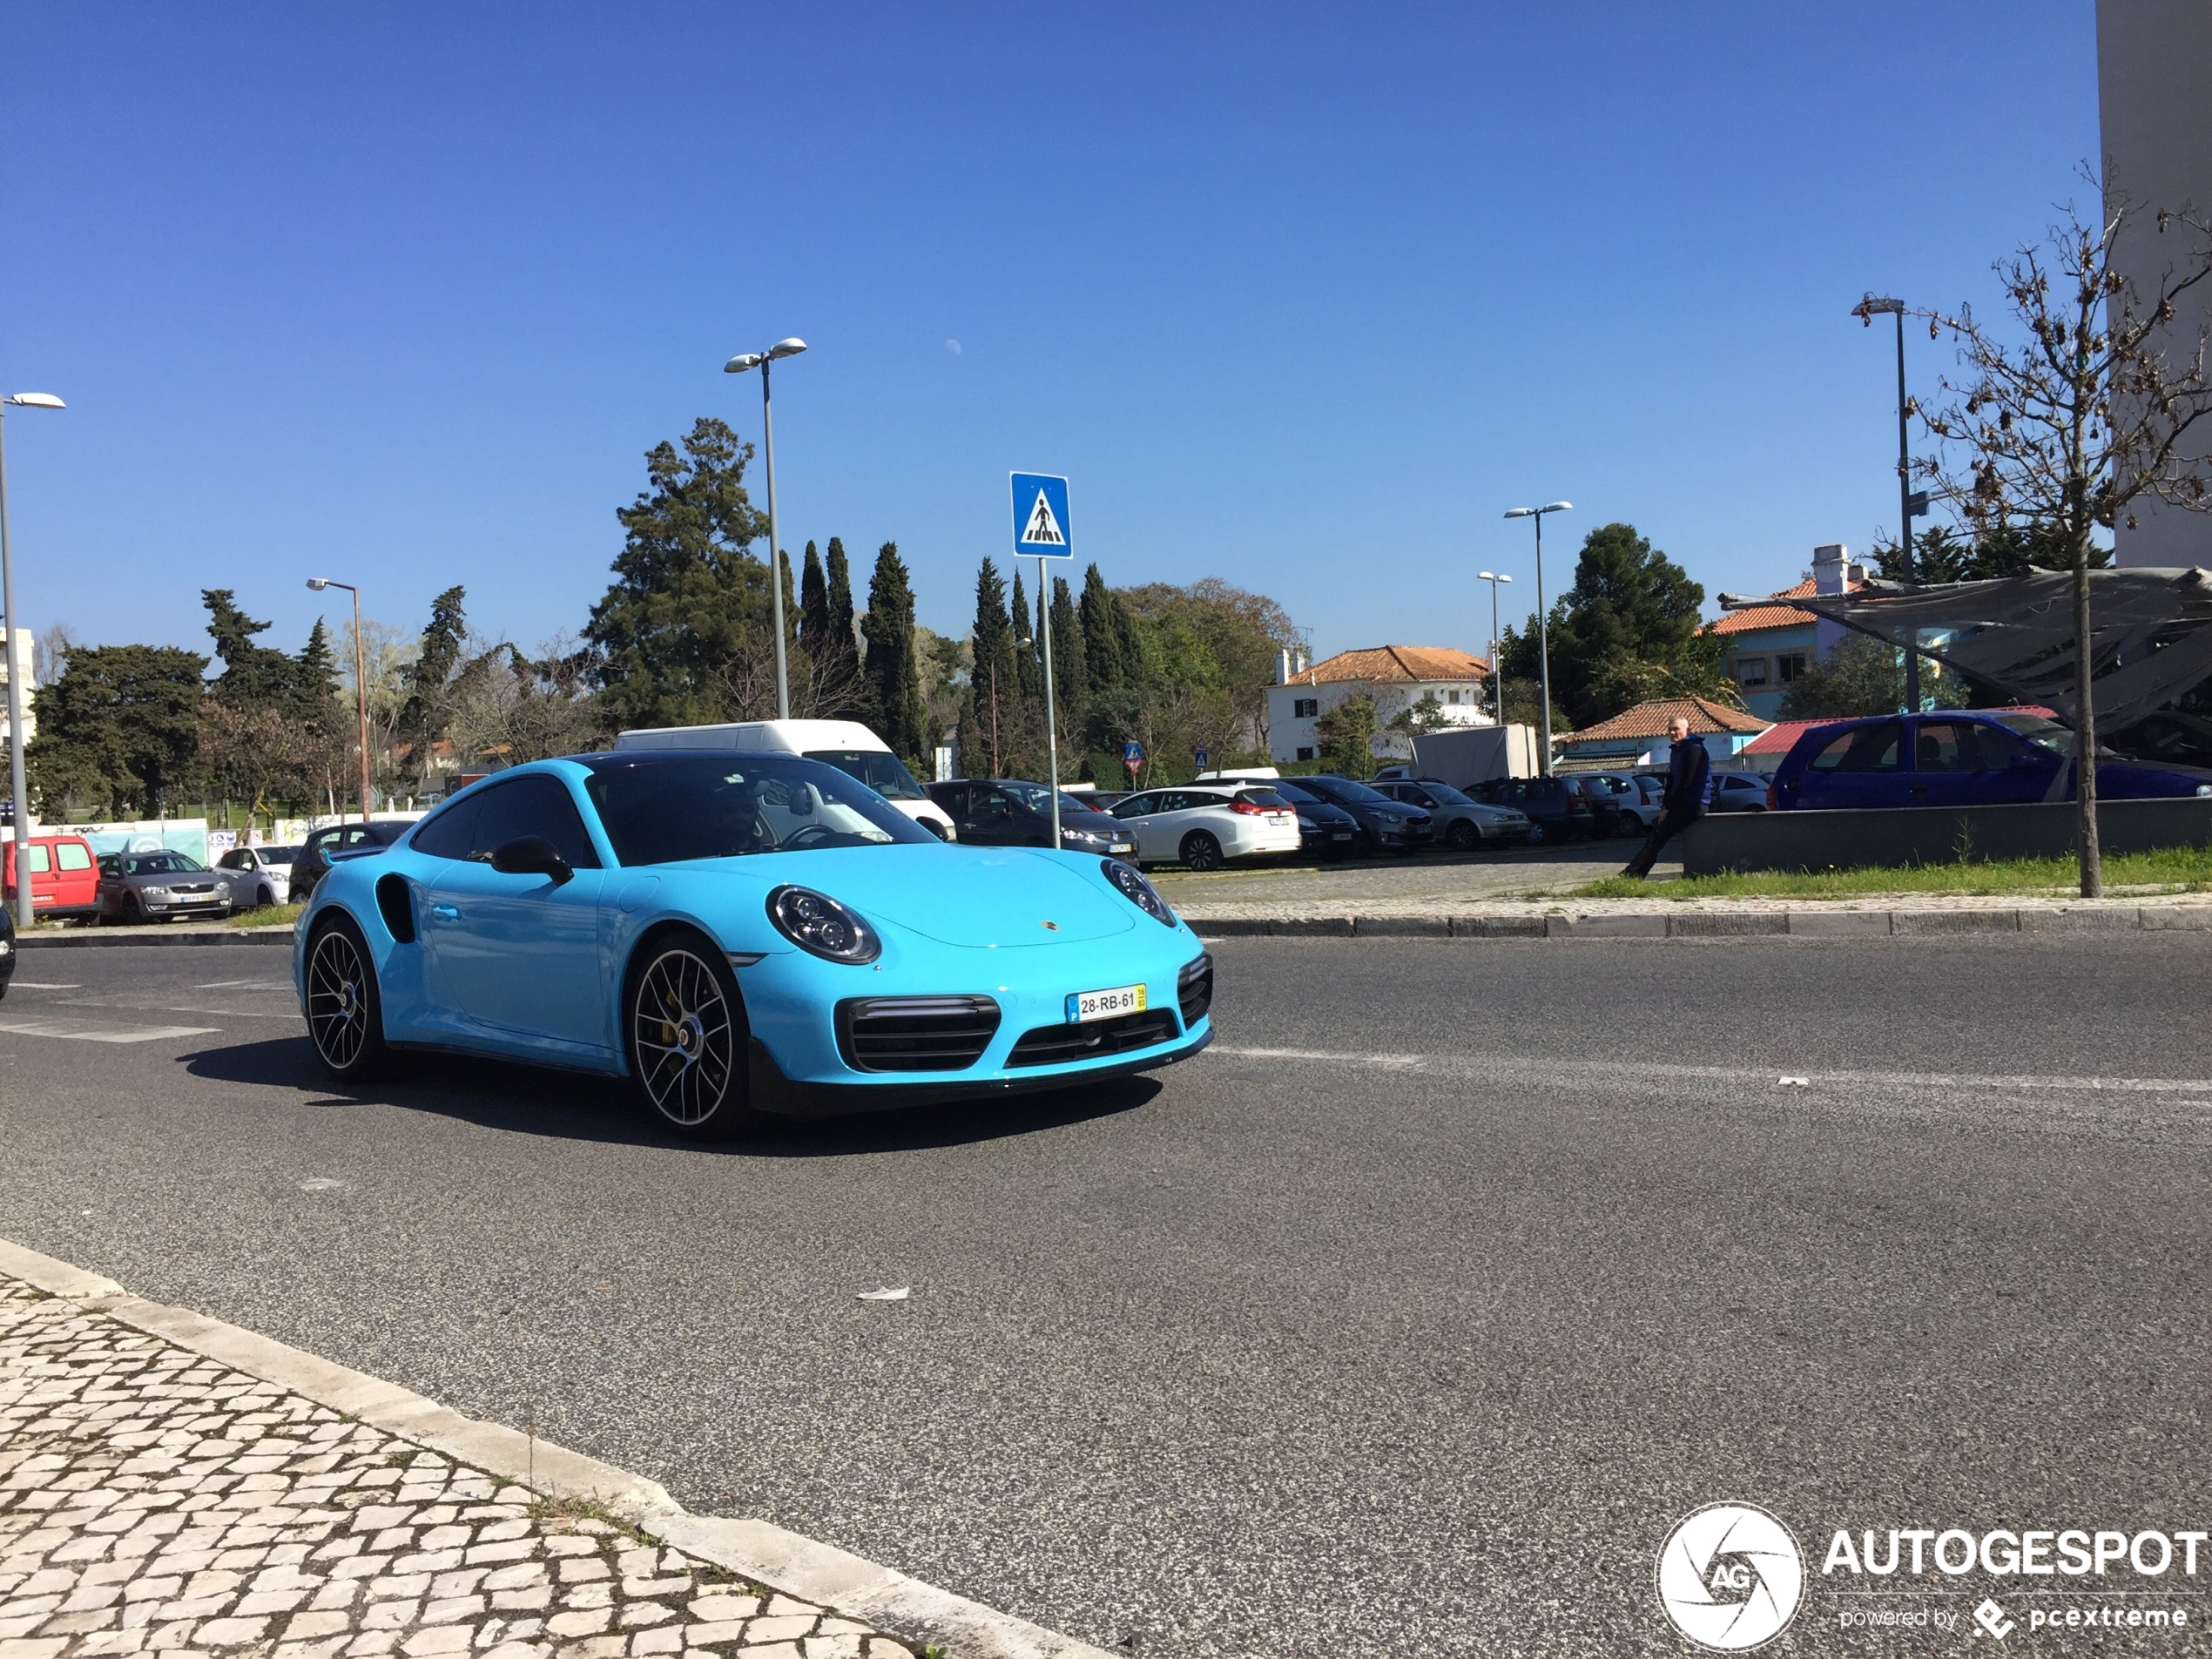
[{"left": 1622, "top": 713, "right": 1712, "bottom": 879}]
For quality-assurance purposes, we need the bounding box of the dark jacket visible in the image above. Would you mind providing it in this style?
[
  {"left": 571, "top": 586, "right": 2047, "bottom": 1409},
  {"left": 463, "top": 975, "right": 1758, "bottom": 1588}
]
[{"left": 1664, "top": 734, "right": 1714, "bottom": 814}]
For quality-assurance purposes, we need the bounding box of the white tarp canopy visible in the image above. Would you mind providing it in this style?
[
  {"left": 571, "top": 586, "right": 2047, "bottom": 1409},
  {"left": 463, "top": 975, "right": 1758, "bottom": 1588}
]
[{"left": 1719, "top": 567, "right": 2212, "bottom": 729}]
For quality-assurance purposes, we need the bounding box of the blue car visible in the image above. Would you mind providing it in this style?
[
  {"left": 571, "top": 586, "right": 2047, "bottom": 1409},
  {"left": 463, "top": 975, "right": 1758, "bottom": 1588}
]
[
  {"left": 293, "top": 751, "right": 1214, "bottom": 1137},
  {"left": 1770, "top": 710, "right": 2212, "bottom": 811}
]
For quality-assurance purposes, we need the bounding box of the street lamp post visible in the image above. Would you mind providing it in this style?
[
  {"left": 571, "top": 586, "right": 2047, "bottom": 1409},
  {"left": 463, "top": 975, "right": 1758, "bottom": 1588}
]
[
  {"left": 1475, "top": 570, "right": 1513, "bottom": 726},
  {"left": 725, "top": 339, "right": 808, "bottom": 720},
  {"left": 1852, "top": 293, "right": 1921, "bottom": 710},
  {"left": 0, "top": 391, "right": 64, "bottom": 932},
  {"left": 1502, "top": 502, "right": 1572, "bottom": 776},
  {"left": 307, "top": 578, "right": 374, "bottom": 822}
]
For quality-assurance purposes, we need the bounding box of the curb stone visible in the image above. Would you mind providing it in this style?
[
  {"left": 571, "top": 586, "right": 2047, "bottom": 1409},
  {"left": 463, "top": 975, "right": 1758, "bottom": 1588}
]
[
  {"left": 1182, "top": 902, "right": 2212, "bottom": 941},
  {"left": 16, "top": 925, "right": 293, "bottom": 948},
  {"left": 0, "top": 1235, "right": 1115, "bottom": 1659}
]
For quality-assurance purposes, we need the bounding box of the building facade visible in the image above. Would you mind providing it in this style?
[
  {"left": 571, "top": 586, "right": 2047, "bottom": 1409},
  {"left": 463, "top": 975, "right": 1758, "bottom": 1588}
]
[
  {"left": 0, "top": 627, "right": 33, "bottom": 751},
  {"left": 1708, "top": 544, "right": 1864, "bottom": 720},
  {"left": 1266, "top": 645, "right": 1493, "bottom": 764}
]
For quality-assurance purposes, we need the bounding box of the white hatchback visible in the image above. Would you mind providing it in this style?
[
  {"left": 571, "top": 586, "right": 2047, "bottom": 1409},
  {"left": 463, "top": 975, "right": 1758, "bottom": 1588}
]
[{"left": 1108, "top": 786, "right": 1303, "bottom": 871}]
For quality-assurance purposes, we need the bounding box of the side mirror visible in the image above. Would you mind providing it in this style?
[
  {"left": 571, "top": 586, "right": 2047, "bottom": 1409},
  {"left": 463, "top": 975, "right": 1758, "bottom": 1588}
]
[{"left": 489, "top": 835, "right": 574, "bottom": 885}]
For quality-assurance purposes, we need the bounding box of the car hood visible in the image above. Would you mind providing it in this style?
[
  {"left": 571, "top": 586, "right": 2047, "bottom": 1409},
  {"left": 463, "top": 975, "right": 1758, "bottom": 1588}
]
[
  {"left": 1059, "top": 808, "right": 1131, "bottom": 836},
  {"left": 678, "top": 844, "right": 1139, "bottom": 948}
]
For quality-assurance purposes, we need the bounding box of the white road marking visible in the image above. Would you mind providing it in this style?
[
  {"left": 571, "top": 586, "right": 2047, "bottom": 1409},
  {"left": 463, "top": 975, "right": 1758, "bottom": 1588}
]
[
  {"left": 199, "top": 979, "right": 293, "bottom": 991},
  {"left": 4, "top": 981, "right": 82, "bottom": 989},
  {"left": 1209, "top": 1044, "right": 2212, "bottom": 1096},
  {"left": 0, "top": 1017, "right": 219, "bottom": 1044},
  {"left": 299, "top": 1177, "right": 345, "bottom": 1192}
]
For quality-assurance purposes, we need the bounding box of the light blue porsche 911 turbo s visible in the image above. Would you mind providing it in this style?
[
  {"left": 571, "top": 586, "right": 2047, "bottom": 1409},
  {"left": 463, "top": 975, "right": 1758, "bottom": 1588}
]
[{"left": 293, "top": 750, "right": 1214, "bottom": 1136}]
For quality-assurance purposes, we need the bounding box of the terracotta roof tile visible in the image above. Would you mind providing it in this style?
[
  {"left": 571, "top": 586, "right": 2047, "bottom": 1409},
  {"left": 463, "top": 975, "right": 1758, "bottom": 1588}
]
[
  {"left": 1291, "top": 645, "right": 1490, "bottom": 685},
  {"left": 1709, "top": 577, "right": 1864, "bottom": 637},
  {"left": 1564, "top": 696, "right": 1770, "bottom": 745}
]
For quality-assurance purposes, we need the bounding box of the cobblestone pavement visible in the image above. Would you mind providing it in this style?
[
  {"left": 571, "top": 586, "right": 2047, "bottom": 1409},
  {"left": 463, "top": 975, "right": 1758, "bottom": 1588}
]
[{"left": 0, "top": 1281, "right": 919, "bottom": 1659}]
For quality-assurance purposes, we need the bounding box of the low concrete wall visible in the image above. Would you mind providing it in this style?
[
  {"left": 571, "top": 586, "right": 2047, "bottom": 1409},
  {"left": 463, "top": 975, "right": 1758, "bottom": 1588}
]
[{"left": 1681, "top": 798, "right": 2212, "bottom": 876}]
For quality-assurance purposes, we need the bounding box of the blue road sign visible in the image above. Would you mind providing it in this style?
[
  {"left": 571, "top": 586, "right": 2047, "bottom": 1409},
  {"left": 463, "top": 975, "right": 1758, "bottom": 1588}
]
[
  {"left": 1123, "top": 739, "right": 1143, "bottom": 765},
  {"left": 1193, "top": 745, "right": 1210, "bottom": 770},
  {"left": 1011, "top": 473, "right": 1074, "bottom": 558}
]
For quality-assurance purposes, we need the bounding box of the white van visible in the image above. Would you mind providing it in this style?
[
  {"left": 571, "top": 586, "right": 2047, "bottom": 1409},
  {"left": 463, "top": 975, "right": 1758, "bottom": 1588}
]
[{"left": 612, "top": 718, "right": 958, "bottom": 840}]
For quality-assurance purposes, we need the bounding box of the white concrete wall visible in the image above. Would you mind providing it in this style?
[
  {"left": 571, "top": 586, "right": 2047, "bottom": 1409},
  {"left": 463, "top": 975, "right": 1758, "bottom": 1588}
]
[{"left": 2100, "top": 0, "right": 2212, "bottom": 566}]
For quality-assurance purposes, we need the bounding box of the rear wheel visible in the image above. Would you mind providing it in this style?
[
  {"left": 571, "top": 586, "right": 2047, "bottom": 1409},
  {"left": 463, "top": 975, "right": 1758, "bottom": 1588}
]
[
  {"left": 305, "top": 915, "right": 393, "bottom": 1082},
  {"left": 1525, "top": 820, "right": 1550, "bottom": 846},
  {"left": 1446, "top": 819, "right": 1479, "bottom": 852},
  {"left": 1179, "top": 831, "right": 1224, "bottom": 872},
  {"left": 627, "top": 934, "right": 759, "bottom": 1141}
]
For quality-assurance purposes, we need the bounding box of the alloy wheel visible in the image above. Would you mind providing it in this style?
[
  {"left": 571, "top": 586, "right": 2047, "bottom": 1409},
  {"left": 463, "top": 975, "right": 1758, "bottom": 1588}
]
[
  {"left": 632, "top": 948, "right": 738, "bottom": 1128},
  {"left": 307, "top": 927, "right": 369, "bottom": 1071}
]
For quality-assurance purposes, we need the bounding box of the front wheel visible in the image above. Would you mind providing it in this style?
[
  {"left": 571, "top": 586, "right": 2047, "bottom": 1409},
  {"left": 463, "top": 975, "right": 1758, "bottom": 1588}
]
[
  {"left": 628, "top": 936, "right": 759, "bottom": 1140},
  {"left": 1179, "top": 831, "right": 1224, "bottom": 872},
  {"left": 305, "top": 916, "right": 394, "bottom": 1082},
  {"left": 1446, "top": 820, "right": 1478, "bottom": 852}
]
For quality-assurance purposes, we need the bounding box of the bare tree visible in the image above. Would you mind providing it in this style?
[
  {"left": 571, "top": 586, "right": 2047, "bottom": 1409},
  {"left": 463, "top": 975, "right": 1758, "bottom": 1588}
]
[
  {"left": 32, "top": 624, "right": 76, "bottom": 689},
  {"left": 1914, "top": 175, "right": 2212, "bottom": 895},
  {"left": 433, "top": 634, "right": 607, "bottom": 771}
]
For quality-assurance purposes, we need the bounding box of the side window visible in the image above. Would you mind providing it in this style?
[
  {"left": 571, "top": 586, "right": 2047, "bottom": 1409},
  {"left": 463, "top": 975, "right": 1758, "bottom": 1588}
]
[
  {"left": 1112, "top": 792, "right": 1156, "bottom": 819},
  {"left": 56, "top": 842, "right": 92, "bottom": 872},
  {"left": 935, "top": 785, "right": 971, "bottom": 817},
  {"left": 470, "top": 775, "right": 602, "bottom": 868},
  {"left": 1406, "top": 787, "right": 1437, "bottom": 807},
  {"left": 408, "top": 793, "right": 484, "bottom": 861},
  {"left": 1810, "top": 722, "right": 1902, "bottom": 772},
  {"left": 978, "top": 786, "right": 1020, "bottom": 818},
  {"left": 26, "top": 846, "right": 51, "bottom": 873}
]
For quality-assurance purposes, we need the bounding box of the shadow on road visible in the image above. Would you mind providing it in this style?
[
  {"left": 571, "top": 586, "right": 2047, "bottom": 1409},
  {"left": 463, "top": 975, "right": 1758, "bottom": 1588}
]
[{"left": 177, "top": 1034, "right": 1158, "bottom": 1157}]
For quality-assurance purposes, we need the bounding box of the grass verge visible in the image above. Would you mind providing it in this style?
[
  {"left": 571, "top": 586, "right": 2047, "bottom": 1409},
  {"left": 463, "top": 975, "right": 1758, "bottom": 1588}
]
[
  {"left": 228, "top": 901, "right": 304, "bottom": 928},
  {"left": 1567, "top": 845, "right": 2212, "bottom": 900}
]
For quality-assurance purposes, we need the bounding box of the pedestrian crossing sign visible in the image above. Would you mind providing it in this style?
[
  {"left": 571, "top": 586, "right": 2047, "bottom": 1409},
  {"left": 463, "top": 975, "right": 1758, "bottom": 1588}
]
[{"left": 1010, "top": 472, "right": 1074, "bottom": 558}]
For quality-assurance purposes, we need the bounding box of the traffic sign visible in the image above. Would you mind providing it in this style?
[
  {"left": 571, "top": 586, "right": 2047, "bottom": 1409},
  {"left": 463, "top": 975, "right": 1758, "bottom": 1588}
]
[
  {"left": 1011, "top": 473, "right": 1073, "bottom": 558},
  {"left": 1123, "top": 740, "right": 1143, "bottom": 765},
  {"left": 1193, "top": 745, "right": 1210, "bottom": 770}
]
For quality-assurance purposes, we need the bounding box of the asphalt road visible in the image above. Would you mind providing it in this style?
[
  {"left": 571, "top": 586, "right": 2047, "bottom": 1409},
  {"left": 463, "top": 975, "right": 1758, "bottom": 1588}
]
[{"left": 1, "top": 934, "right": 2206, "bottom": 1656}]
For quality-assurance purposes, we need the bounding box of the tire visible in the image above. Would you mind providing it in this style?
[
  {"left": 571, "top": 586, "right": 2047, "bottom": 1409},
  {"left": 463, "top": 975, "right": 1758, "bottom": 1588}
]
[
  {"left": 257, "top": 882, "right": 275, "bottom": 907},
  {"left": 304, "top": 914, "right": 394, "bottom": 1082},
  {"left": 1179, "top": 831, "right": 1224, "bottom": 872},
  {"left": 1525, "top": 820, "right": 1550, "bottom": 846},
  {"left": 1446, "top": 819, "right": 1479, "bottom": 852},
  {"left": 626, "top": 933, "right": 759, "bottom": 1141}
]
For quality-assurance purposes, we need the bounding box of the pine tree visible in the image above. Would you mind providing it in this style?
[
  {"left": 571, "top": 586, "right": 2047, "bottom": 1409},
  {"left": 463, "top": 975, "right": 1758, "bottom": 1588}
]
[
  {"left": 860, "top": 543, "right": 928, "bottom": 769},
  {"left": 1078, "top": 563, "right": 1123, "bottom": 702},
  {"left": 964, "top": 559, "right": 1018, "bottom": 778},
  {"left": 401, "top": 586, "right": 469, "bottom": 752},
  {"left": 201, "top": 590, "right": 300, "bottom": 709}
]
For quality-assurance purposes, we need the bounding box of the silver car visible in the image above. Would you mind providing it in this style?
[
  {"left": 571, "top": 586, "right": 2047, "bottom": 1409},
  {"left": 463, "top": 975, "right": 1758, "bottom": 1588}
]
[
  {"left": 95, "top": 850, "right": 234, "bottom": 924},
  {"left": 1372, "top": 779, "right": 1531, "bottom": 849},
  {"left": 214, "top": 843, "right": 300, "bottom": 907}
]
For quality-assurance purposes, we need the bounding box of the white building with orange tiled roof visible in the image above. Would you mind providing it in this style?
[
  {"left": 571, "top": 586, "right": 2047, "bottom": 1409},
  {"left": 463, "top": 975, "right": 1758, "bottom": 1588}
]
[{"left": 1266, "top": 644, "right": 1493, "bottom": 764}]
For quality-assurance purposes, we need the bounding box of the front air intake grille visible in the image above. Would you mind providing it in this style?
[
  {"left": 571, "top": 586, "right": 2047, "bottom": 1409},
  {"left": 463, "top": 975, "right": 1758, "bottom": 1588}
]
[
  {"left": 1177, "top": 953, "right": 1214, "bottom": 1027},
  {"left": 1007, "top": 1008, "right": 1184, "bottom": 1068},
  {"left": 836, "top": 995, "right": 1001, "bottom": 1073}
]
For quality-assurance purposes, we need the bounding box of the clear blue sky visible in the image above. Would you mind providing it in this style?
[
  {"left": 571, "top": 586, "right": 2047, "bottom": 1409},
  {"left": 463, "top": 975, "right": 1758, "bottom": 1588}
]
[{"left": 0, "top": 1, "right": 2100, "bottom": 666}]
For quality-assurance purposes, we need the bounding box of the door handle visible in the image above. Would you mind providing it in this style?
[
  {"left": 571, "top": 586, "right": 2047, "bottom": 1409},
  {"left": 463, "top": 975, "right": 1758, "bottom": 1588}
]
[
  {"left": 430, "top": 902, "right": 459, "bottom": 920},
  {"left": 1908, "top": 786, "right": 1929, "bottom": 796}
]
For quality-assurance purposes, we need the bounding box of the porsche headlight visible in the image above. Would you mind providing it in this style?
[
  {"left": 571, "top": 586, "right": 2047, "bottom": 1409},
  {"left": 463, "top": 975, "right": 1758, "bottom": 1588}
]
[
  {"left": 1101, "top": 858, "right": 1176, "bottom": 927},
  {"left": 766, "top": 885, "right": 881, "bottom": 963}
]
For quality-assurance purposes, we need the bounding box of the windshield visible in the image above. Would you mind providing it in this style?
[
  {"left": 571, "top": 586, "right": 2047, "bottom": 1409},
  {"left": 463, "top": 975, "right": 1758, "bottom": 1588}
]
[
  {"left": 1421, "top": 783, "right": 1474, "bottom": 806},
  {"left": 583, "top": 754, "right": 934, "bottom": 865},
  {"left": 1993, "top": 713, "right": 2076, "bottom": 757},
  {"left": 1314, "top": 778, "right": 1391, "bottom": 805},
  {"left": 804, "top": 749, "right": 926, "bottom": 801},
  {"left": 998, "top": 781, "right": 1098, "bottom": 816},
  {"left": 122, "top": 853, "right": 205, "bottom": 876},
  {"left": 258, "top": 847, "right": 298, "bottom": 865}
]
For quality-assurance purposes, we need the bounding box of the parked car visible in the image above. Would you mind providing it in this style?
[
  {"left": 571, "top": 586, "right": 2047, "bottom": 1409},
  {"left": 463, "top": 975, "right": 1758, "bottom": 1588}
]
[
  {"left": 1471, "top": 774, "right": 1595, "bottom": 843},
  {"left": 612, "top": 718, "right": 958, "bottom": 840},
  {"left": 0, "top": 896, "right": 15, "bottom": 996},
  {"left": 1255, "top": 779, "right": 1364, "bottom": 858},
  {"left": 1770, "top": 711, "right": 2212, "bottom": 811},
  {"left": 927, "top": 779, "right": 1136, "bottom": 859},
  {"left": 1107, "top": 786, "right": 1303, "bottom": 870},
  {"left": 96, "top": 849, "right": 235, "bottom": 924},
  {"left": 1703, "top": 772, "right": 1772, "bottom": 813},
  {"left": 214, "top": 843, "right": 302, "bottom": 907},
  {"left": 1371, "top": 779, "right": 1530, "bottom": 850},
  {"left": 289, "top": 820, "right": 418, "bottom": 905},
  {"left": 2, "top": 833, "right": 102, "bottom": 921},
  {"left": 1287, "top": 775, "right": 1434, "bottom": 854},
  {"left": 1577, "top": 773, "right": 1667, "bottom": 836}
]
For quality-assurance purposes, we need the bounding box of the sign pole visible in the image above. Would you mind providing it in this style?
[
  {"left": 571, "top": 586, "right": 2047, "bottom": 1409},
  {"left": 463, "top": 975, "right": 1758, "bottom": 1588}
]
[{"left": 1038, "top": 557, "right": 1062, "bottom": 849}]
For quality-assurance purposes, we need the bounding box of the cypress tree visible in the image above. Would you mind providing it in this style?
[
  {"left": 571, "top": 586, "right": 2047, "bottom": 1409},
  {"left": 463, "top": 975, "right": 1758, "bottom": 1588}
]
[
  {"left": 826, "top": 537, "right": 856, "bottom": 646},
  {"left": 799, "top": 541, "right": 830, "bottom": 659},
  {"left": 1048, "top": 575, "right": 1086, "bottom": 753},
  {"left": 1078, "top": 563, "right": 1123, "bottom": 701},
  {"left": 965, "top": 559, "right": 1019, "bottom": 778},
  {"left": 292, "top": 619, "right": 340, "bottom": 727},
  {"left": 860, "top": 543, "right": 928, "bottom": 769}
]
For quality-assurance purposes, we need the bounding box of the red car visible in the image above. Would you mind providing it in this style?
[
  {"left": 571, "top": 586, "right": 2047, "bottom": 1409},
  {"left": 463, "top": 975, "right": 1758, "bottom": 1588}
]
[{"left": 2, "top": 833, "right": 102, "bottom": 921}]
